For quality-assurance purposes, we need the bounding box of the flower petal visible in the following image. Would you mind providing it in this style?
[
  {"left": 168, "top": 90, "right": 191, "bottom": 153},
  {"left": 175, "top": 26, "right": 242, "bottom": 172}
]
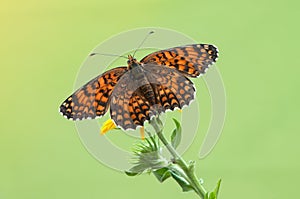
[
  {"left": 100, "top": 119, "right": 117, "bottom": 135},
  {"left": 140, "top": 126, "right": 145, "bottom": 140}
]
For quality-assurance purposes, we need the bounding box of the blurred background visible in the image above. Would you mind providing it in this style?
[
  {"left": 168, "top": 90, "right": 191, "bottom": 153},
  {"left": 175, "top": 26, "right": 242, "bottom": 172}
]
[{"left": 0, "top": 0, "right": 299, "bottom": 198}]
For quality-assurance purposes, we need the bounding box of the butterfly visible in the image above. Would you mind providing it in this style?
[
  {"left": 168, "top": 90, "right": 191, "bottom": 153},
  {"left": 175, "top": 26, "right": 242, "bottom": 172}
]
[{"left": 59, "top": 44, "right": 218, "bottom": 130}]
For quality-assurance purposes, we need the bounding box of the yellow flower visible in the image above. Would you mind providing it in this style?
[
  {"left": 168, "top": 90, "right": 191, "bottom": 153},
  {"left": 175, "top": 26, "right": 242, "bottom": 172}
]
[
  {"left": 140, "top": 126, "right": 145, "bottom": 140},
  {"left": 100, "top": 119, "right": 117, "bottom": 135},
  {"left": 100, "top": 119, "right": 145, "bottom": 140}
]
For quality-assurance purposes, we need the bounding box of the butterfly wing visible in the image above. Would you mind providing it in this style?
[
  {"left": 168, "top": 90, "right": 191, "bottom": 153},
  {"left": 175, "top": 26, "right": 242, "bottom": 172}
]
[
  {"left": 140, "top": 44, "right": 218, "bottom": 77},
  {"left": 111, "top": 89, "right": 152, "bottom": 130},
  {"left": 59, "top": 67, "right": 128, "bottom": 120},
  {"left": 109, "top": 67, "right": 149, "bottom": 130},
  {"left": 143, "top": 64, "right": 195, "bottom": 111},
  {"left": 110, "top": 65, "right": 195, "bottom": 130}
]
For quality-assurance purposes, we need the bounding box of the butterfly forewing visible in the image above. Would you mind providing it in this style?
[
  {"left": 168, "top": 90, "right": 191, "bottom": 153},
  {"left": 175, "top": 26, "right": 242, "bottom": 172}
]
[
  {"left": 140, "top": 44, "right": 218, "bottom": 77},
  {"left": 60, "top": 67, "right": 127, "bottom": 120}
]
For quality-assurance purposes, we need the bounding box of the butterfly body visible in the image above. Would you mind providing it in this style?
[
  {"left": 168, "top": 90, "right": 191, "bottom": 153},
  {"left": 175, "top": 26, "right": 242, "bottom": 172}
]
[
  {"left": 126, "top": 55, "right": 157, "bottom": 106},
  {"left": 60, "top": 44, "right": 219, "bottom": 130},
  {"left": 127, "top": 54, "right": 140, "bottom": 69}
]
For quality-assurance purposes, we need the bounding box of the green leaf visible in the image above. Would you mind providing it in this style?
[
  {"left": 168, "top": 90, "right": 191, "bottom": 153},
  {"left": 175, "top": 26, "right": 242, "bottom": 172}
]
[
  {"left": 209, "top": 192, "right": 216, "bottom": 199},
  {"left": 170, "top": 170, "right": 194, "bottom": 192},
  {"left": 207, "top": 179, "right": 222, "bottom": 199},
  {"left": 204, "top": 192, "right": 209, "bottom": 199},
  {"left": 126, "top": 135, "right": 168, "bottom": 177},
  {"left": 155, "top": 117, "right": 164, "bottom": 127},
  {"left": 125, "top": 170, "right": 139, "bottom": 176},
  {"left": 171, "top": 118, "right": 182, "bottom": 149},
  {"left": 145, "top": 133, "right": 159, "bottom": 151},
  {"left": 125, "top": 164, "right": 148, "bottom": 175},
  {"left": 153, "top": 167, "right": 172, "bottom": 182},
  {"left": 214, "top": 179, "right": 222, "bottom": 197}
]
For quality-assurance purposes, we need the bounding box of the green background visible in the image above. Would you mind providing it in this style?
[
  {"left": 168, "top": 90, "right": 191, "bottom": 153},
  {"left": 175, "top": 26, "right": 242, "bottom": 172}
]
[{"left": 1, "top": 0, "right": 299, "bottom": 198}]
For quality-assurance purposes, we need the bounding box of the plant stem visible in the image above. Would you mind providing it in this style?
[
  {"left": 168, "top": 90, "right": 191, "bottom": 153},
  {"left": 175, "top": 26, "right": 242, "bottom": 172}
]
[{"left": 150, "top": 118, "right": 207, "bottom": 198}]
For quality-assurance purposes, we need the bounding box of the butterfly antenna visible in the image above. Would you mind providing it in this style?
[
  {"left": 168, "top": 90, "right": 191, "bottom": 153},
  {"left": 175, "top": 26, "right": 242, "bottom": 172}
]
[
  {"left": 132, "top": 30, "right": 155, "bottom": 57},
  {"left": 89, "top": 53, "right": 127, "bottom": 59}
]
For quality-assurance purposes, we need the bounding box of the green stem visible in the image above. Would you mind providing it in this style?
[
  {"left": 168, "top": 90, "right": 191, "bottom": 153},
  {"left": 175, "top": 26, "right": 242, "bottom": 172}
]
[{"left": 150, "top": 118, "right": 207, "bottom": 198}]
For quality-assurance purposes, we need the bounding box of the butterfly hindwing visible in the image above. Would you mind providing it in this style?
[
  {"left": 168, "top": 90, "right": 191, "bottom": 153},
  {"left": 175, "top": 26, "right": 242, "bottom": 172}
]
[
  {"left": 128, "top": 91, "right": 151, "bottom": 128},
  {"left": 60, "top": 67, "right": 128, "bottom": 120},
  {"left": 140, "top": 44, "right": 218, "bottom": 77},
  {"left": 110, "top": 65, "right": 195, "bottom": 130},
  {"left": 143, "top": 64, "right": 195, "bottom": 111},
  {"left": 109, "top": 67, "right": 152, "bottom": 130}
]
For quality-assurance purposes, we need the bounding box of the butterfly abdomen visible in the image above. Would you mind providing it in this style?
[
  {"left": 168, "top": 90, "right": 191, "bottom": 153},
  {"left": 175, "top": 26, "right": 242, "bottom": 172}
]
[{"left": 139, "top": 84, "right": 156, "bottom": 105}]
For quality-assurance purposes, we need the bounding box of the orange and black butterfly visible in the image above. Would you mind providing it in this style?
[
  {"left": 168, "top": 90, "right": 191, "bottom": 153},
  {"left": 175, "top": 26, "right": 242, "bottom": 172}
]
[{"left": 59, "top": 44, "right": 218, "bottom": 130}]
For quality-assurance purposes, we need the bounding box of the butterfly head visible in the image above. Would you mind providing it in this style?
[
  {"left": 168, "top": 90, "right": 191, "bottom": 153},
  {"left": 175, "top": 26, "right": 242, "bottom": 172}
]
[{"left": 127, "top": 55, "right": 140, "bottom": 69}]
